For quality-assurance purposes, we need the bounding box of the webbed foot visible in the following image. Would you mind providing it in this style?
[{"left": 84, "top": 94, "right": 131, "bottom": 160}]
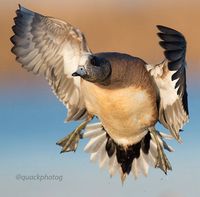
[
  {"left": 149, "top": 127, "right": 172, "bottom": 174},
  {"left": 56, "top": 115, "right": 93, "bottom": 153}
]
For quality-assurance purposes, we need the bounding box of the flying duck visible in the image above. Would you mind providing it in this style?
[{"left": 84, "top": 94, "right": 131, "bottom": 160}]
[{"left": 11, "top": 5, "right": 189, "bottom": 182}]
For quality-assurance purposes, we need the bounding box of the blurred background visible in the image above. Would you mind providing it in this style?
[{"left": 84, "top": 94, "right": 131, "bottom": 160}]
[{"left": 0, "top": 0, "right": 200, "bottom": 196}]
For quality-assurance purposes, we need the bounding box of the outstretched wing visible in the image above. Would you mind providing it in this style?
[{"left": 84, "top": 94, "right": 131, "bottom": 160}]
[
  {"left": 146, "top": 25, "right": 189, "bottom": 141},
  {"left": 11, "top": 5, "right": 92, "bottom": 121}
]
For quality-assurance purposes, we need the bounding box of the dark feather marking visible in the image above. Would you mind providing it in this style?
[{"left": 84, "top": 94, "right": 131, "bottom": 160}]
[
  {"left": 106, "top": 132, "right": 151, "bottom": 174},
  {"left": 106, "top": 137, "right": 116, "bottom": 157},
  {"left": 168, "top": 58, "right": 184, "bottom": 71},
  {"left": 171, "top": 66, "right": 184, "bottom": 80},
  {"left": 159, "top": 41, "right": 184, "bottom": 50},
  {"left": 175, "top": 75, "right": 184, "bottom": 90},
  {"left": 157, "top": 25, "right": 184, "bottom": 36},
  {"left": 183, "top": 92, "right": 189, "bottom": 115},
  {"left": 157, "top": 33, "right": 185, "bottom": 42},
  {"left": 164, "top": 49, "right": 184, "bottom": 62},
  {"left": 141, "top": 132, "right": 151, "bottom": 154}
]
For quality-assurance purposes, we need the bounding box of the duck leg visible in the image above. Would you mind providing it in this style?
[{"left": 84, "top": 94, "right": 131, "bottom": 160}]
[
  {"left": 56, "top": 115, "right": 93, "bottom": 153},
  {"left": 149, "top": 127, "right": 172, "bottom": 174}
]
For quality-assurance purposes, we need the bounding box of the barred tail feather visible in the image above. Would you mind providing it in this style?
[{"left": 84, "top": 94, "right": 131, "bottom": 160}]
[{"left": 83, "top": 122, "right": 173, "bottom": 181}]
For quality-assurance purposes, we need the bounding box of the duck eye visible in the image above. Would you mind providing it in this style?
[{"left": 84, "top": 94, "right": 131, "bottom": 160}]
[
  {"left": 90, "top": 56, "right": 101, "bottom": 66},
  {"left": 90, "top": 56, "right": 96, "bottom": 66}
]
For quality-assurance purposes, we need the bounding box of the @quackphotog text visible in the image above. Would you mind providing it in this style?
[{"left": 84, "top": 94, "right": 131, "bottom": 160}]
[{"left": 16, "top": 174, "right": 63, "bottom": 182}]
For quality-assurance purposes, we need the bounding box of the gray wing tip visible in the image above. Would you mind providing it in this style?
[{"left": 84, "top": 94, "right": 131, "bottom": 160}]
[
  {"left": 11, "top": 5, "right": 34, "bottom": 46},
  {"left": 16, "top": 4, "right": 35, "bottom": 16}
]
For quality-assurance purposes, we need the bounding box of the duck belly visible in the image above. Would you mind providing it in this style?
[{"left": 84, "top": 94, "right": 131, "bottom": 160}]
[{"left": 82, "top": 81, "right": 158, "bottom": 146}]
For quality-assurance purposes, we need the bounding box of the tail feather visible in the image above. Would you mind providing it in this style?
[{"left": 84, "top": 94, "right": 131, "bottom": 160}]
[
  {"left": 84, "top": 132, "right": 106, "bottom": 153},
  {"left": 83, "top": 122, "right": 173, "bottom": 181},
  {"left": 132, "top": 159, "right": 139, "bottom": 178},
  {"left": 108, "top": 151, "right": 120, "bottom": 177},
  {"left": 99, "top": 140, "right": 109, "bottom": 168},
  {"left": 83, "top": 128, "right": 104, "bottom": 139},
  {"left": 137, "top": 150, "right": 149, "bottom": 176}
]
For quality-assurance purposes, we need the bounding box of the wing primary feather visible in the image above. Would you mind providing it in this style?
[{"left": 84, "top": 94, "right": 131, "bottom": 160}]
[
  {"left": 157, "top": 33, "right": 185, "bottom": 42},
  {"left": 159, "top": 41, "right": 184, "bottom": 50}
]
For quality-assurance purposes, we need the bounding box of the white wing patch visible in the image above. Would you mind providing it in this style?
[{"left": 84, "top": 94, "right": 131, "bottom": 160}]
[
  {"left": 147, "top": 62, "right": 179, "bottom": 106},
  {"left": 146, "top": 62, "right": 188, "bottom": 141}
]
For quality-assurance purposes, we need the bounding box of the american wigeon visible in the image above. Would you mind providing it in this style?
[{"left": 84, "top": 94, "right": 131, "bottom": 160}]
[{"left": 11, "top": 5, "right": 189, "bottom": 181}]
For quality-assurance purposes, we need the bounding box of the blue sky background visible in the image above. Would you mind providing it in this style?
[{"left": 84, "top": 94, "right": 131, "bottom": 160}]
[{"left": 0, "top": 66, "right": 200, "bottom": 197}]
